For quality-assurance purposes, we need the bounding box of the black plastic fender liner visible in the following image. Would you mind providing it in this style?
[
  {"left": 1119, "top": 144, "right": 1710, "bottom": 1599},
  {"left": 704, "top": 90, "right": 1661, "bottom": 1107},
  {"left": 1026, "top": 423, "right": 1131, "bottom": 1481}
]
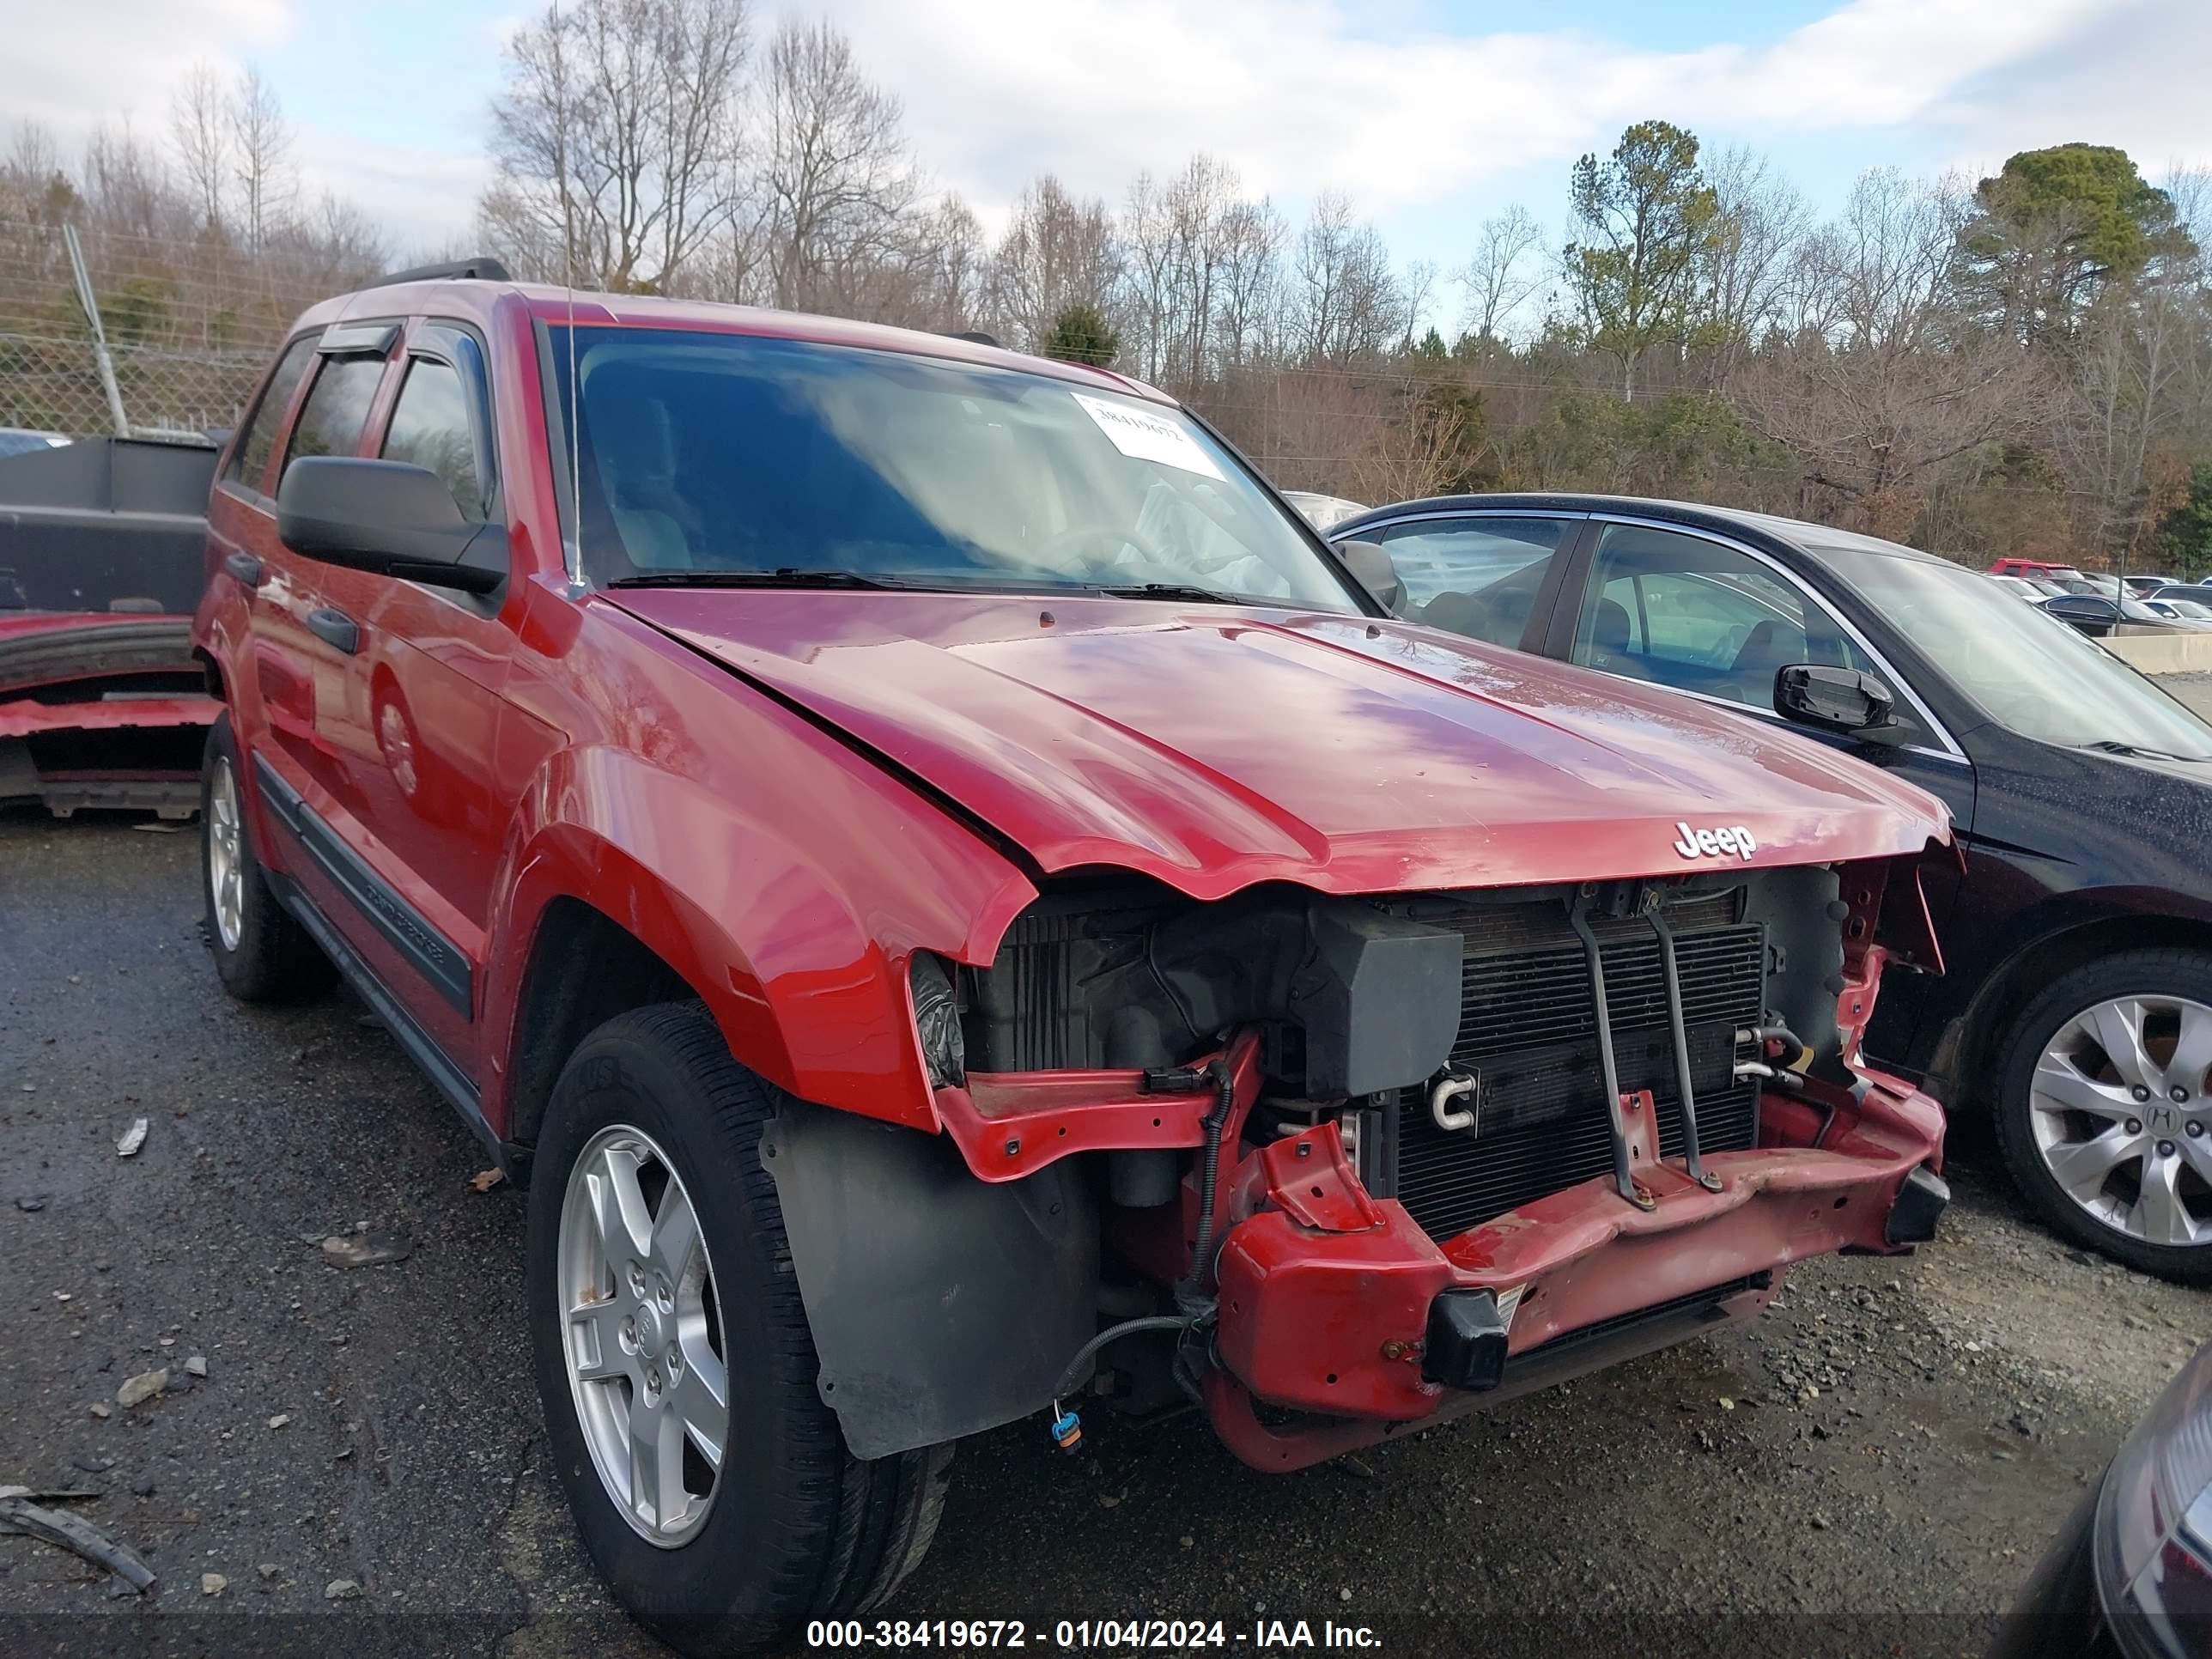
[{"left": 760, "top": 1097, "right": 1097, "bottom": 1461}]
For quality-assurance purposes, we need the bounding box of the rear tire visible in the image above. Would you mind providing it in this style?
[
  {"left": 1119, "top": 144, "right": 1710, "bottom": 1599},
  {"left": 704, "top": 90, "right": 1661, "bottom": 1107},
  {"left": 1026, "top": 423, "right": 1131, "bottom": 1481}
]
[
  {"left": 200, "top": 715, "right": 334, "bottom": 1003},
  {"left": 1992, "top": 948, "right": 2212, "bottom": 1284},
  {"left": 526, "top": 1002, "right": 950, "bottom": 1656}
]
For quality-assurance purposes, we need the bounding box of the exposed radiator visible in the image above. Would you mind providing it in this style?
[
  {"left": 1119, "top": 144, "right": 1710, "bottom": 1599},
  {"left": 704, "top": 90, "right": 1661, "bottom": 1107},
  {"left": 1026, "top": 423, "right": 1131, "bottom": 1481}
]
[{"left": 1393, "top": 896, "right": 1766, "bottom": 1242}]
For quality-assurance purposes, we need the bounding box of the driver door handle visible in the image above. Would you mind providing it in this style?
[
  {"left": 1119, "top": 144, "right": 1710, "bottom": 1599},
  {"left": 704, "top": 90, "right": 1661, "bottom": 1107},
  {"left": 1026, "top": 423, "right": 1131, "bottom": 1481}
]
[{"left": 307, "top": 607, "right": 360, "bottom": 654}]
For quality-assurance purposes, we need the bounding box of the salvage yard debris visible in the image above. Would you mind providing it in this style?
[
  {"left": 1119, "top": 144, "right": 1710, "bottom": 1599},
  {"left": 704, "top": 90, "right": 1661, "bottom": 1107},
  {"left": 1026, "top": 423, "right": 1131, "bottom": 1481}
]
[
  {"left": 115, "top": 1368, "right": 167, "bottom": 1407},
  {"left": 0, "top": 1496, "right": 155, "bottom": 1593},
  {"left": 113, "top": 1117, "right": 148, "bottom": 1157},
  {"left": 320, "top": 1227, "right": 411, "bottom": 1268},
  {"left": 467, "top": 1167, "right": 506, "bottom": 1194}
]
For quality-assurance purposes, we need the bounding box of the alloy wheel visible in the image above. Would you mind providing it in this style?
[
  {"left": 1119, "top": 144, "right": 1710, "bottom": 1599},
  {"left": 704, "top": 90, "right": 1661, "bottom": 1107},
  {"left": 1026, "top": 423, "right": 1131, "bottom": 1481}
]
[
  {"left": 206, "top": 756, "right": 245, "bottom": 952},
  {"left": 2028, "top": 994, "right": 2212, "bottom": 1249},
  {"left": 557, "top": 1123, "right": 730, "bottom": 1547}
]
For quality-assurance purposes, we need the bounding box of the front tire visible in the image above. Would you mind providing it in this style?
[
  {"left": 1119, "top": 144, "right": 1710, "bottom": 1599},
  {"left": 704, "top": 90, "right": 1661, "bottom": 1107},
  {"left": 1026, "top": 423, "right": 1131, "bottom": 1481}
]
[
  {"left": 1992, "top": 949, "right": 2212, "bottom": 1284},
  {"left": 200, "top": 715, "right": 334, "bottom": 1003},
  {"left": 526, "top": 1003, "right": 950, "bottom": 1656}
]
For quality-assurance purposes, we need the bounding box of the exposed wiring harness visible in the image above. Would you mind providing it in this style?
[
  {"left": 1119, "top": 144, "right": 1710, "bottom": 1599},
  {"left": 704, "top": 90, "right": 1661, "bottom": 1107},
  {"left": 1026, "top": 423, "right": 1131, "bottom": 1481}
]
[{"left": 1045, "top": 1056, "right": 1236, "bottom": 1452}]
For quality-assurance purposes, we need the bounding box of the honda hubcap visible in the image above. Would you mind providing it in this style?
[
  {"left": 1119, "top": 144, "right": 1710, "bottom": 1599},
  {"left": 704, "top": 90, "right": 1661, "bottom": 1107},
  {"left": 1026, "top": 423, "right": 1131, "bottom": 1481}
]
[{"left": 2030, "top": 994, "right": 2212, "bottom": 1249}]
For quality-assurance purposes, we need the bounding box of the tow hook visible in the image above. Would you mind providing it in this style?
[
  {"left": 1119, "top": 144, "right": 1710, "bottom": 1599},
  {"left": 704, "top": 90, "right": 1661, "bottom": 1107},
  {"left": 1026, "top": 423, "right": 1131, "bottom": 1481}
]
[{"left": 1885, "top": 1165, "right": 1950, "bottom": 1246}]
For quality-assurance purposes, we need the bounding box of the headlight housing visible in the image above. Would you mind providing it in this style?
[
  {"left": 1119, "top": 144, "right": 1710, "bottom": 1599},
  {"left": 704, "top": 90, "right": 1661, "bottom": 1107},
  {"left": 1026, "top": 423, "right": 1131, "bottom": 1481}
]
[{"left": 2094, "top": 1340, "right": 2212, "bottom": 1657}]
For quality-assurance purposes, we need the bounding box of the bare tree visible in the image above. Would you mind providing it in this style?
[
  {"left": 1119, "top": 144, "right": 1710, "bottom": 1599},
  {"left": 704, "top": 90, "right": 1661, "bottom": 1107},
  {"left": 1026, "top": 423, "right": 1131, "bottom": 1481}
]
[
  {"left": 1458, "top": 204, "right": 1543, "bottom": 343},
  {"left": 1290, "top": 192, "right": 1406, "bottom": 368},
  {"left": 168, "top": 64, "right": 230, "bottom": 235},
  {"left": 1214, "top": 196, "right": 1284, "bottom": 368},
  {"left": 1733, "top": 169, "right": 2036, "bottom": 533},
  {"left": 987, "top": 175, "right": 1120, "bottom": 350},
  {"left": 1120, "top": 171, "right": 1174, "bottom": 381},
  {"left": 1698, "top": 144, "right": 1808, "bottom": 384},
  {"left": 484, "top": 0, "right": 750, "bottom": 290},
  {"left": 758, "top": 18, "right": 915, "bottom": 313},
  {"left": 228, "top": 67, "right": 295, "bottom": 255}
]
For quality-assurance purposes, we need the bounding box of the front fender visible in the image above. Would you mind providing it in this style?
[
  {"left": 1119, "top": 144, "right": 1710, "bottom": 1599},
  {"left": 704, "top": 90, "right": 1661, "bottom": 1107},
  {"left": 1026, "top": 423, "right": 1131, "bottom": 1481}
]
[{"left": 480, "top": 743, "right": 1034, "bottom": 1135}]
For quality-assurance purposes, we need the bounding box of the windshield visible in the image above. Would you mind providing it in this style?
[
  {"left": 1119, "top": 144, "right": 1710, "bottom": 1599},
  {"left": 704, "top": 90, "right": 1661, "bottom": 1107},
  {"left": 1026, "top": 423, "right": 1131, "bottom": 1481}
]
[
  {"left": 549, "top": 325, "right": 1358, "bottom": 611},
  {"left": 1826, "top": 550, "right": 2212, "bottom": 758}
]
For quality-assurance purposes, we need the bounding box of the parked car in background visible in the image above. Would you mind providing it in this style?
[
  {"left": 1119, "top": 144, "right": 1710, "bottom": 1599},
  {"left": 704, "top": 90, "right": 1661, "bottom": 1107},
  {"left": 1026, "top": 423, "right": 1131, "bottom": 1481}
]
[
  {"left": 2140, "top": 598, "right": 2212, "bottom": 629},
  {"left": 191, "top": 282, "right": 1954, "bottom": 1654},
  {"left": 2039, "top": 592, "right": 2197, "bottom": 638},
  {"left": 0, "top": 427, "right": 70, "bottom": 459},
  {"left": 2122, "top": 574, "right": 2177, "bottom": 599},
  {"left": 1989, "top": 556, "right": 2087, "bottom": 581},
  {"left": 2147, "top": 583, "right": 2212, "bottom": 605},
  {"left": 1332, "top": 493, "right": 2212, "bottom": 1281},
  {"left": 1989, "top": 1340, "right": 2212, "bottom": 1659},
  {"left": 1279, "top": 489, "right": 1367, "bottom": 532},
  {"left": 1988, "top": 574, "right": 2050, "bottom": 601}
]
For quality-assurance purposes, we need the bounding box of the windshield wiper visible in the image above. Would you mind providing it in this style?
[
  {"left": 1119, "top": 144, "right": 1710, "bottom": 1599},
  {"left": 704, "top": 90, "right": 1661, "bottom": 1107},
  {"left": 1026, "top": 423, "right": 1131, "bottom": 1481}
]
[
  {"left": 607, "top": 568, "right": 913, "bottom": 591},
  {"left": 1090, "top": 581, "right": 1249, "bottom": 605},
  {"left": 2082, "top": 739, "right": 2212, "bottom": 763}
]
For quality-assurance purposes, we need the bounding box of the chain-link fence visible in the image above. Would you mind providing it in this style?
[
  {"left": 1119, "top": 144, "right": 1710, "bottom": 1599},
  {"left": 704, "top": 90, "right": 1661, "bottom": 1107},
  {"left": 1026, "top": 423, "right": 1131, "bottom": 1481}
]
[{"left": 0, "top": 219, "right": 346, "bottom": 440}]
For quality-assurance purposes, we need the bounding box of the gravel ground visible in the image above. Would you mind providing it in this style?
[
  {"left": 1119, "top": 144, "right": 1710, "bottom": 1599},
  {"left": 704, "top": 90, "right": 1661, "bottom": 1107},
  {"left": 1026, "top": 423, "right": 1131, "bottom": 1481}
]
[
  {"left": 2156, "top": 669, "right": 2212, "bottom": 722},
  {"left": 3, "top": 813, "right": 2208, "bottom": 1659}
]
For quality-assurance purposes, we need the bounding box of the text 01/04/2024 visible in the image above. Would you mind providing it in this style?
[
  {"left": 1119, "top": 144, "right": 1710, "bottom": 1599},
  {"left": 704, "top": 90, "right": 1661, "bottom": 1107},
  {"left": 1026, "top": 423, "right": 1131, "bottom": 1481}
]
[{"left": 804, "top": 1620, "right": 1386, "bottom": 1650}]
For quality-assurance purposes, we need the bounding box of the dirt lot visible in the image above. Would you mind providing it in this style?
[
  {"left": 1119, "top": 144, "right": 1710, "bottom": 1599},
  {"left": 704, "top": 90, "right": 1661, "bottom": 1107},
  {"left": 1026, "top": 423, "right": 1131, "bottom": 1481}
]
[{"left": 3, "top": 813, "right": 2208, "bottom": 1659}]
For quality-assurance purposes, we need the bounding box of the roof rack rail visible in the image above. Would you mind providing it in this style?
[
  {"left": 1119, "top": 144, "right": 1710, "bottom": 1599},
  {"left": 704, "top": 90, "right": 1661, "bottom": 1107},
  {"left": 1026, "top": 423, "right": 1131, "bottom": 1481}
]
[{"left": 364, "top": 255, "right": 514, "bottom": 289}]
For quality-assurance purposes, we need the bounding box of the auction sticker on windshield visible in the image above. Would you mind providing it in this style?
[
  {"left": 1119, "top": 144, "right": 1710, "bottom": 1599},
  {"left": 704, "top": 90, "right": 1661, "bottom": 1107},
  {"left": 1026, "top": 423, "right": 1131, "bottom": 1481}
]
[{"left": 1072, "top": 392, "right": 1224, "bottom": 480}]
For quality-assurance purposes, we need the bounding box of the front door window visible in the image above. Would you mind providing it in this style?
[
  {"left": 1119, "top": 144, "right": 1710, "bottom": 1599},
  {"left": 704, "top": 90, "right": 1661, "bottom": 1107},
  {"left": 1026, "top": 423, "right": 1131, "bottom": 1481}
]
[{"left": 1567, "top": 523, "right": 1897, "bottom": 730}]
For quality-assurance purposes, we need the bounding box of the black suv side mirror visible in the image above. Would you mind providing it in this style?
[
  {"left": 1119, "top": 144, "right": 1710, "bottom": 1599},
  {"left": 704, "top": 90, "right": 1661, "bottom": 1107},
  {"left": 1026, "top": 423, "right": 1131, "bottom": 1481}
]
[
  {"left": 277, "top": 457, "right": 506, "bottom": 594},
  {"left": 1775, "top": 663, "right": 1904, "bottom": 744},
  {"left": 1334, "top": 539, "right": 1404, "bottom": 611}
]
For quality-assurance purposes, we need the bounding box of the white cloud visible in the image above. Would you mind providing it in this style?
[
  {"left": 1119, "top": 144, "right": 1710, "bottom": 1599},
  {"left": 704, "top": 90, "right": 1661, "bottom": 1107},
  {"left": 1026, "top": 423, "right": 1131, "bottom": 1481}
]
[
  {"left": 802, "top": 0, "right": 2145, "bottom": 222},
  {"left": 0, "top": 0, "right": 289, "bottom": 136},
  {"left": 1928, "top": 0, "right": 2212, "bottom": 186}
]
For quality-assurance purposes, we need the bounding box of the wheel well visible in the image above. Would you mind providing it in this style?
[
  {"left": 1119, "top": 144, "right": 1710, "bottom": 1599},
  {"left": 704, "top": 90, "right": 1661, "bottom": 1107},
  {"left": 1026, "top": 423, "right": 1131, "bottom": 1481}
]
[
  {"left": 1948, "top": 913, "right": 2212, "bottom": 1109},
  {"left": 504, "top": 896, "right": 698, "bottom": 1162}
]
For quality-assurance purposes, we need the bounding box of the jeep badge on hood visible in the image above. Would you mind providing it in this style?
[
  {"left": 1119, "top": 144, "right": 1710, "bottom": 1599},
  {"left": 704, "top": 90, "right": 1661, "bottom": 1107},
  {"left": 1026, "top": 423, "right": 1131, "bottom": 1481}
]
[{"left": 1674, "top": 822, "right": 1757, "bottom": 860}]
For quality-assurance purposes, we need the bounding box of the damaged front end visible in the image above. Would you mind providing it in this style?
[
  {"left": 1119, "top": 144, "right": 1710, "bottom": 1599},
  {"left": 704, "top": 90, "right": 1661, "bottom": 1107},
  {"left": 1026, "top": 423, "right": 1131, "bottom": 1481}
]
[{"left": 885, "top": 850, "right": 1948, "bottom": 1470}]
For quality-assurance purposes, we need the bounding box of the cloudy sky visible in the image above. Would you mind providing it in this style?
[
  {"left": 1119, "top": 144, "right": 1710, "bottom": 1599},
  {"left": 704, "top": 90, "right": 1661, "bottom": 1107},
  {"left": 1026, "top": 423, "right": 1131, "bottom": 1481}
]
[{"left": 3, "top": 0, "right": 2207, "bottom": 270}]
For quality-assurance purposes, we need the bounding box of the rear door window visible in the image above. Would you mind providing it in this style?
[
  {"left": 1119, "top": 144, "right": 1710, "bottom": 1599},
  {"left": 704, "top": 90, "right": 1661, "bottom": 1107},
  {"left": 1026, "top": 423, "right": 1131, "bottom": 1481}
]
[
  {"left": 1376, "top": 517, "right": 1572, "bottom": 649},
  {"left": 224, "top": 336, "right": 319, "bottom": 495}
]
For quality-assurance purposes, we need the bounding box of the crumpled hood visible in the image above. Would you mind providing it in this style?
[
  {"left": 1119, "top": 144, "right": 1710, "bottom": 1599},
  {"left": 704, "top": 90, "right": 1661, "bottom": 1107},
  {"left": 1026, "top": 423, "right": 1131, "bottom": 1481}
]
[{"left": 610, "top": 590, "right": 1950, "bottom": 900}]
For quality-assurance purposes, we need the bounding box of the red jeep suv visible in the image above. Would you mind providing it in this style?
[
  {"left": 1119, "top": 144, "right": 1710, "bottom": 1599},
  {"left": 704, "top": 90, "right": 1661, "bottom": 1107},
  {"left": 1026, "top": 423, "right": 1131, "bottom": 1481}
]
[{"left": 192, "top": 264, "right": 1954, "bottom": 1654}]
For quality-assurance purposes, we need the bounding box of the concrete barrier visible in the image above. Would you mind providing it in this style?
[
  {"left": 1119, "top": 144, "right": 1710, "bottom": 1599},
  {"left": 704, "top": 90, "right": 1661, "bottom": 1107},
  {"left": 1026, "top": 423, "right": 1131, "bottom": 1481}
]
[{"left": 2107, "top": 632, "right": 2212, "bottom": 675}]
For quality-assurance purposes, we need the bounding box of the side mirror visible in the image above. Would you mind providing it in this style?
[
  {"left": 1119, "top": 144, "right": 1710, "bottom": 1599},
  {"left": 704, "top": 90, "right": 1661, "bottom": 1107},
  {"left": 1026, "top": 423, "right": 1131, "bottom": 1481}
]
[
  {"left": 1334, "top": 538, "right": 1404, "bottom": 611},
  {"left": 1774, "top": 663, "right": 1904, "bottom": 745},
  {"left": 276, "top": 457, "right": 505, "bottom": 594}
]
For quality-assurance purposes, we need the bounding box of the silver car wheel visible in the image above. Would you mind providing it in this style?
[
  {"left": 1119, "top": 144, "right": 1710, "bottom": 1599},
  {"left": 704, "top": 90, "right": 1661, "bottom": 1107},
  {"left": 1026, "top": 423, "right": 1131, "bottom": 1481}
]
[
  {"left": 206, "top": 756, "right": 246, "bottom": 952},
  {"left": 557, "top": 1123, "right": 729, "bottom": 1548},
  {"left": 2029, "top": 994, "right": 2212, "bottom": 1249}
]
